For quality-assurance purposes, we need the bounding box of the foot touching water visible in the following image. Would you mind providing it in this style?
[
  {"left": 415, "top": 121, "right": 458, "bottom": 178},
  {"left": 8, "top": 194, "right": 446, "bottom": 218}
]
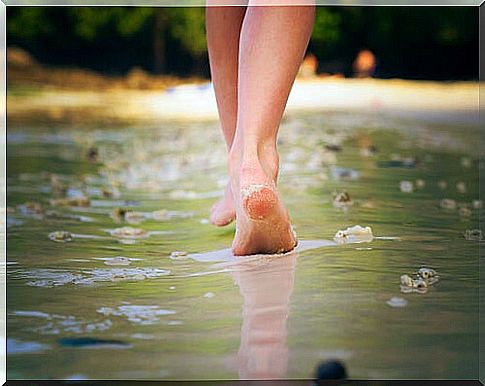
[{"left": 229, "top": 146, "right": 297, "bottom": 256}]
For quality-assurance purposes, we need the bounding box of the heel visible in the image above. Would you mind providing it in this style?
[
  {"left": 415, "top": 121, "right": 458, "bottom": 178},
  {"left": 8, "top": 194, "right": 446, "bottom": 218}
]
[{"left": 241, "top": 184, "right": 277, "bottom": 220}]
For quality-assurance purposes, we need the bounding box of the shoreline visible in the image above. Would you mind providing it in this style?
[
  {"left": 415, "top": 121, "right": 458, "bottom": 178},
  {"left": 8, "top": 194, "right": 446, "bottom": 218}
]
[{"left": 6, "top": 78, "right": 480, "bottom": 126}]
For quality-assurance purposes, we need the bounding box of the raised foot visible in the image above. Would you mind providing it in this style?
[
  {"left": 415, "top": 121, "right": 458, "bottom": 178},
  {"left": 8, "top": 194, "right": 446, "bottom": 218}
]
[{"left": 210, "top": 183, "right": 236, "bottom": 227}]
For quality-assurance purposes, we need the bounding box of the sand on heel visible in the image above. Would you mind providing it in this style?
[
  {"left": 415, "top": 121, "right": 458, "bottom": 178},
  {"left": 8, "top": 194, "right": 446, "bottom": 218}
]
[{"left": 241, "top": 184, "right": 278, "bottom": 221}]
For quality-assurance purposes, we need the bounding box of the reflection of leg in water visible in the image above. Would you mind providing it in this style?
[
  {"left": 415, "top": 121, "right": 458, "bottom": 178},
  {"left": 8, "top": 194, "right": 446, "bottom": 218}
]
[{"left": 231, "top": 253, "right": 297, "bottom": 379}]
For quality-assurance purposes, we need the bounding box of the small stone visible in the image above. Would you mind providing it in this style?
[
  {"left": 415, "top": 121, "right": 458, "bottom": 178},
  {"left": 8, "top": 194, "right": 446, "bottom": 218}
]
[
  {"left": 170, "top": 251, "right": 188, "bottom": 260},
  {"left": 399, "top": 181, "right": 414, "bottom": 193},
  {"left": 199, "top": 218, "right": 210, "bottom": 224},
  {"left": 386, "top": 297, "right": 408, "bottom": 308},
  {"left": 332, "top": 191, "right": 353, "bottom": 209},
  {"left": 464, "top": 229, "right": 482, "bottom": 241},
  {"left": 324, "top": 144, "right": 342, "bottom": 153},
  {"left": 459, "top": 207, "right": 471, "bottom": 218},
  {"left": 203, "top": 292, "right": 214, "bottom": 299},
  {"left": 413, "top": 278, "right": 428, "bottom": 289},
  {"left": 415, "top": 179, "right": 425, "bottom": 189},
  {"left": 87, "top": 147, "right": 98, "bottom": 163},
  {"left": 418, "top": 268, "right": 436, "bottom": 280},
  {"left": 400, "top": 274, "right": 413, "bottom": 287},
  {"left": 102, "top": 187, "right": 120, "bottom": 199},
  {"left": 438, "top": 180, "right": 448, "bottom": 190},
  {"left": 109, "top": 227, "right": 147, "bottom": 239},
  {"left": 472, "top": 200, "right": 483, "bottom": 209},
  {"left": 440, "top": 198, "right": 457, "bottom": 210},
  {"left": 49, "top": 231, "right": 73, "bottom": 243},
  {"left": 456, "top": 181, "right": 467, "bottom": 194},
  {"left": 334, "top": 225, "right": 373, "bottom": 244},
  {"left": 461, "top": 157, "right": 472, "bottom": 168}
]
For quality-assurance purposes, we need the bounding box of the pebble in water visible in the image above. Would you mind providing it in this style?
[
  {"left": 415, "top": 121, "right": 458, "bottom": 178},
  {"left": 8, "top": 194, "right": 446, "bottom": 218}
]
[
  {"left": 415, "top": 179, "right": 426, "bottom": 189},
  {"left": 472, "top": 200, "right": 483, "bottom": 209},
  {"left": 109, "top": 227, "right": 147, "bottom": 239},
  {"left": 110, "top": 208, "right": 128, "bottom": 222},
  {"left": 461, "top": 157, "right": 472, "bottom": 168},
  {"left": 440, "top": 198, "right": 457, "bottom": 210},
  {"left": 417, "top": 267, "right": 436, "bottom": 280},
  {"left": 386, "top": 297, "right": 408, "bottom": 308},
  {"left": 400, "top": 274, "right": 414, "bottom": 287},
  {"left": 456, "top": 181, "right": 467, "bottom": 194},
  {"left": 324, "top": 144, "right": 342, "bottom": 153},
  {"left": 333, "top": 191, "right": 353, "bottom": 209},
  {"left": 334, "top": 225, "right": 373, "bottom": 245},
  {"left": 399, "top": 181, "right": 414, "bottom": 193},
  {"left": 464, "top": 229, "right": 482, "bottom": 241},
  {"left": 400, "top": 277, "right": 428, "bottom": 294},
  {"left": 438, "top": 180, "right": 448, "bottom": 190},
  {"left": 170, "top": 251, "right": 188, "bottom": 260},
  {"left": 102, "top": 187, "right": 120, "bottom": 199},
  {"left": 86, "top": 146, "right": 98, "bottom": 163},
  {"left": 48, "top": 231, "right": 73, "bottom": 243},
  {"left": 400, "top": 268, "right": 440, "bottom": 294}
]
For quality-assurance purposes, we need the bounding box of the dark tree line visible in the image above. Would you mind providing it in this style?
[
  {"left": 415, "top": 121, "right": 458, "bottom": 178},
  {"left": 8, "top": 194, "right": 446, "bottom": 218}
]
[{"left": 6, "top": 7, "right": 478, "bottom": 80}]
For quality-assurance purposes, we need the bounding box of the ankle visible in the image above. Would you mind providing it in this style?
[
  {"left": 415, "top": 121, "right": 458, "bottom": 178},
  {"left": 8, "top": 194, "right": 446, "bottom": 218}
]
[{"left": 228, "top": 140, "right": 279, "bottom": 181}]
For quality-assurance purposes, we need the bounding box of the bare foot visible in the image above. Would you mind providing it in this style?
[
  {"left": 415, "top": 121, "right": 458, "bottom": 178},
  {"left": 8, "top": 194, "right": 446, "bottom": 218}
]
[
  {"left": 210, "top": 183, "right": 236, "bottom": 227},
  {"left": 229, "top": 148, "right": 297, "bottom": 256}
]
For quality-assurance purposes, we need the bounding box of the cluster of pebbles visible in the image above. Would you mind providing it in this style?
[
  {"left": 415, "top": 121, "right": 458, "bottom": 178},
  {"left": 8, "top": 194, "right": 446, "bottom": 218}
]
[
  {"left": 386, "top": 268, "right": 439, "bottom": 308},
  {"left": 400, "top": 268, "right": 439, "bottom": 294}
]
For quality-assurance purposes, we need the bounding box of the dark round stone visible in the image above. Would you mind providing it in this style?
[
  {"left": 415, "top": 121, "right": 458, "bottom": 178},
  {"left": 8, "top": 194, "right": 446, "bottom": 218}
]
[{"left": 315, "top": 360, "right": 347, "bottom": 380}]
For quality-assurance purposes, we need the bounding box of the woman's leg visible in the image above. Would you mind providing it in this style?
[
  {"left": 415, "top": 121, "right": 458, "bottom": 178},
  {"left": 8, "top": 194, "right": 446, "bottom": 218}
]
[
  {"left": 229, "top": 5, "right": 315, "bottom": 255},
  {"left": 206, "top": 6, "right": 246, "bottom": 226}
]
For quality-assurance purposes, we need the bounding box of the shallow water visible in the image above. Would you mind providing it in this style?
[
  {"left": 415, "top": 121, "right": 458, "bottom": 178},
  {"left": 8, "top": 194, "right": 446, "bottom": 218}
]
[{"left": 6, "top": 110, "right": 482, "bottom": 380}]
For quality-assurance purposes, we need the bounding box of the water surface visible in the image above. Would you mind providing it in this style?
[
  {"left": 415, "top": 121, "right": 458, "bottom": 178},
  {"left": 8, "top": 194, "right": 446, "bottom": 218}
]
[{"left": 6, "top": 110, "right": 482, "bottom": 380}]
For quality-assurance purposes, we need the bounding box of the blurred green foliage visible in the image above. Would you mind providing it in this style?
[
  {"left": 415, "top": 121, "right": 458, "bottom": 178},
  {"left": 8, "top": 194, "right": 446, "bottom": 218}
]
[{"left": 6, "top": 6, "right": 478, "bottom": 79}]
